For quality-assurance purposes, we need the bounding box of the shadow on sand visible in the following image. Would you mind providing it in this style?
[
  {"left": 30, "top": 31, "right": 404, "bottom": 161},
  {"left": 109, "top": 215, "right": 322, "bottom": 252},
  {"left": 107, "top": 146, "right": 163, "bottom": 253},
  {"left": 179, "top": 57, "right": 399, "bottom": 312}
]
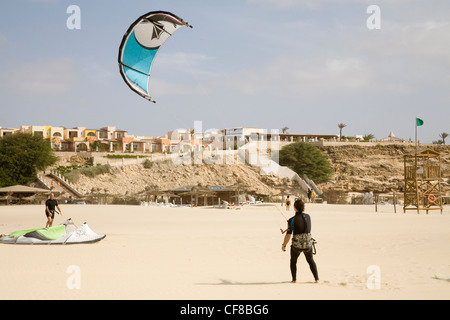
[{"left": 195, "top": 279, "right": 318, "bottom": 286}]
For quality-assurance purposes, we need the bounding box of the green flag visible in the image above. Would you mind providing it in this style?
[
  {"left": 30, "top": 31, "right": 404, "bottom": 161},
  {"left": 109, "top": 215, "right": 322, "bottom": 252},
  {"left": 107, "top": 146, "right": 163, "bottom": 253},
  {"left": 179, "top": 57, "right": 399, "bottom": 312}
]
[{"left": 416, "top": 118, "right": 424, "bottom": 126}]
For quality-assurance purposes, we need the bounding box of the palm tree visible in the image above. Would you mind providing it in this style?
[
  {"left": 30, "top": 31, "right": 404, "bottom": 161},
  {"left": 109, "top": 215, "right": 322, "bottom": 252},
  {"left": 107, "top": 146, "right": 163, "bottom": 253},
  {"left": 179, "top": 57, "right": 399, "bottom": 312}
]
[
  {"left": 338, "top": 123, "right": 347, "bottom": 140},
  {"left": 363, "top": 134, "right": 375, "bottom": 142},
  {"left": 281, "top": 126, "right": 289, "bottom": 134},
  {"left": 189, "top": 129, "right": 195, "bottom": 140},
  {"left": 439, "top": 132, "right": 448, "bottom": 145}
]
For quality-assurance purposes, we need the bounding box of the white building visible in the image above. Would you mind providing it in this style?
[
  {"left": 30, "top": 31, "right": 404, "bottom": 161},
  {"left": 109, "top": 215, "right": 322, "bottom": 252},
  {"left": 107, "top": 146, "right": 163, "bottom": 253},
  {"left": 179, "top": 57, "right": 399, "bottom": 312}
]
[
  {"left": 378, "top": 131, "right": 408, "bottom": 143},
  {"left": 224, "top": 127, "right": 266, "bottom": 147}
]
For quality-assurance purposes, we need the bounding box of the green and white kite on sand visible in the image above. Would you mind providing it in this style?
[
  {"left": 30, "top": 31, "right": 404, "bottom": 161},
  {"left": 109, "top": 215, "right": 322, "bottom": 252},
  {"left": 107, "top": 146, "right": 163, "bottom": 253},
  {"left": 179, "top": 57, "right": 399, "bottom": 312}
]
[{"left": 0, "top": 219, "right": 105, "bottom": 245}]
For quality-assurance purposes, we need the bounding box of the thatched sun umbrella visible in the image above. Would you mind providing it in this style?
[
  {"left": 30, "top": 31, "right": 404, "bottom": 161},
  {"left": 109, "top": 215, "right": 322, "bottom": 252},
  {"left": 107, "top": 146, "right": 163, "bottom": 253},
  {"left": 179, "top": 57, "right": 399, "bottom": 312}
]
[
  {"left": 0, "top": 185, "right": 50, "bottom": 195},
  {"left": 227, "top": 183, "right": 251, "bottom": 204},
  {"left": 0, "top": 194, "right": 19, "bottom": 205},
  {"left": 0, "top": 185, "right": 52, "bottom": 205},
  {"left": 137, "top": 187, "right": 166, "bottom": 203},
  {"left": 178, "top": 186, "right": 218, "bottom": 206},
  {"left": 271, "top": 185, "right": 294, "bottom": 205}
]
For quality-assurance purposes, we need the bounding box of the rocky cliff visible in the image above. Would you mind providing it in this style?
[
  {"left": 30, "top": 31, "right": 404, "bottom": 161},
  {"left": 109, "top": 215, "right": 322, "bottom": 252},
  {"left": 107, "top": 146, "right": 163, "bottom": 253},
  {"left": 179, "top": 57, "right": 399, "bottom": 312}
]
[
  {"left": 317, "top": 144, "right": 450, "bottom": 194},
  {"left": 71, "top": 161, "right": 289, "bottom": 197},
  {"left": 55, "top": 144, "right": 450, "bottom": 199}
]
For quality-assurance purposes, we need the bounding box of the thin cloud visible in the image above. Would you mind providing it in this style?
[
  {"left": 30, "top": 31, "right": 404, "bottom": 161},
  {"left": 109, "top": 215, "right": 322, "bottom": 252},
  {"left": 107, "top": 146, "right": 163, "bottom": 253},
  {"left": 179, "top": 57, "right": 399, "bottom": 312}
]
[
  {"left": 0, "top": 33, "right": 10, "bottom": 48},
  {"left": 219, "top": 56, "right": 373, "bottom": 98},
  {"left": 154, "top": 51, "right": 218, "bottom": 79},
  {"left": 28, "top": 0, "right": 60, "bottom": 3},
  {"left": 0, "top": 58, "right": 78, "bottom": 95},
  {"left": 247, "top": 0, "right": 322, "bottom": 9}
]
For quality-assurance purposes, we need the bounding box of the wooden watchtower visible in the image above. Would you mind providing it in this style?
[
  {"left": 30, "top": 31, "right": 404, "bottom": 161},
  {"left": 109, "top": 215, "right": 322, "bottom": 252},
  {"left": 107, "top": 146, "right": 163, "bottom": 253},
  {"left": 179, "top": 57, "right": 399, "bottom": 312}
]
[{"left": 403, "top": 149, "right": 443, "bottom": 214}]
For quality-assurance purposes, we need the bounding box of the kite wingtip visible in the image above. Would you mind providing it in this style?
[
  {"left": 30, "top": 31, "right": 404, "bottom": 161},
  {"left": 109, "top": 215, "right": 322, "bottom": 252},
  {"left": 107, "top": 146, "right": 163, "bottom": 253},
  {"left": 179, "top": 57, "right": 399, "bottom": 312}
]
[{"left": 145, "top": 96, "right": 156, "bottom": 103}]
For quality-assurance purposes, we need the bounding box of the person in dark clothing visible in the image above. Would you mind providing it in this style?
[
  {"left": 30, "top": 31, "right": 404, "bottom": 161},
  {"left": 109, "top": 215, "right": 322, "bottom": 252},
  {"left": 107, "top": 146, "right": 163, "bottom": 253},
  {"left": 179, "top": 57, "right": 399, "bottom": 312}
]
[
  {"left": 307, "top": 188, "right": 312, "bottom": 202},
  {"left": 285, "top": 195, "right": 291, "bottom": 211},
  {"left": 281, "top": 199, "right": 320, "bottom": 283},
  {"left": 45, "top": 193, "right": 62, "bottom": 228}
]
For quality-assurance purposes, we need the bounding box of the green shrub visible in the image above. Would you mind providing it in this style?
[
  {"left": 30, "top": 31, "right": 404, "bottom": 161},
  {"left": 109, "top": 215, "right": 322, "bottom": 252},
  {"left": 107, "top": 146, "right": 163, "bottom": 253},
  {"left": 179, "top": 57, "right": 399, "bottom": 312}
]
[
  {"left": 279, "top": 142, "right": 332, "bottom": 183},
  {"left": 64, "top": 170, "right": 82, "bottom": 183},
  {"left": 63, "top": 164, "right": 111, "bottom": 183},
  {"left": 143, "top": 159, "right": 153, "bottom": 169},
  {"left": 0, "top": 133, "right": 57, "bottom": 187}
]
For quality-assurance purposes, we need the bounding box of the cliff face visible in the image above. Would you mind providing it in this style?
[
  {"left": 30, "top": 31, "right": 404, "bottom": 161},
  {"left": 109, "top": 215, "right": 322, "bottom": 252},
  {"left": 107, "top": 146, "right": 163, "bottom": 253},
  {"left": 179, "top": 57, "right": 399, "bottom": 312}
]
[
  {"left": 317, "top": 144, "right": 450, "bottom": 194},
  {"left": 71, "top": 161, "right": 290, "bottom": 197},
  {"left": 57, "top": 144, "right": 449, "bottom": 199}
]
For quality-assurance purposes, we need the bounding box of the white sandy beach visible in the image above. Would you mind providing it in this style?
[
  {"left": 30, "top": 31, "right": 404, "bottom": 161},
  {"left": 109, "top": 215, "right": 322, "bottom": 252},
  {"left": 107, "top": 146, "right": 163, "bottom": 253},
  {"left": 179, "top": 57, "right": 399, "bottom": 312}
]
[{"left": 0, "top": 203, "right": 449, "bottom": 300}]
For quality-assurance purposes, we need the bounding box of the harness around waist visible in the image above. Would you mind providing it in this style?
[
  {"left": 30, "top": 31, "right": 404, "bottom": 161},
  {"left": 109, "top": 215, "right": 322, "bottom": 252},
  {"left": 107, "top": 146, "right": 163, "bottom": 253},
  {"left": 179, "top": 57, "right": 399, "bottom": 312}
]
[{"left": 292, "top": 233, "right": 312, "bottom": 250}]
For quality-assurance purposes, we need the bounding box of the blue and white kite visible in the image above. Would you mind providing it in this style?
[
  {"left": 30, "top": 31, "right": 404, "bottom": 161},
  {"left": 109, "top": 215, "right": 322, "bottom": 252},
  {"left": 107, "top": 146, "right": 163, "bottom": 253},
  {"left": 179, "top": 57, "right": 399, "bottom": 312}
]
[{"left": 118, "top": 11, "right": 192, "bottom": 103}]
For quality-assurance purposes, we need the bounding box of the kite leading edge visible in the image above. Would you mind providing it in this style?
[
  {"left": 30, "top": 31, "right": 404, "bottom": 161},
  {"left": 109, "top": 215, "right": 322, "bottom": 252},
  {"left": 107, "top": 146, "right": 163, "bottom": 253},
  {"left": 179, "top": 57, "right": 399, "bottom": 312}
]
[{"left": 118, "top": 11, "right": 192, "bottom": 103}]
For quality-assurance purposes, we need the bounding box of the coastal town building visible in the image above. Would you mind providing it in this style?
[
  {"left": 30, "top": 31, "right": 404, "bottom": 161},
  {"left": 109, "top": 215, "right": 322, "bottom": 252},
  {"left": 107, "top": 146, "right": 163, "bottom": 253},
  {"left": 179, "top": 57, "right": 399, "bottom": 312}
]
[
  {"left": 378, "top": 131, "right": 410, "bottom": 143},
  {"left": 1, "top": 124, "right": 414, "bottom": 153},
  {"left": 168, "top": 128, "right": 224, "bottom": 152},
  {"left": 0, "top": 127, "right": 16, "bottom": 137},
  {"left": 224, "top": 127, "right": 265, "bottom": 145}
]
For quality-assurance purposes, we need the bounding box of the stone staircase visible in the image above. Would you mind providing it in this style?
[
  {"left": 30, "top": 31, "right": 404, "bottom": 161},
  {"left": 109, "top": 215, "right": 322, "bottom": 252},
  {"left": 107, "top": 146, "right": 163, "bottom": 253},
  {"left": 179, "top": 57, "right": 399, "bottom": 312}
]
[
  {"left": 37, "top": 171, "right": 85, "bottom": 198},
  {"left": 239, "top": 141, "right": 322, "bottom": 196}
]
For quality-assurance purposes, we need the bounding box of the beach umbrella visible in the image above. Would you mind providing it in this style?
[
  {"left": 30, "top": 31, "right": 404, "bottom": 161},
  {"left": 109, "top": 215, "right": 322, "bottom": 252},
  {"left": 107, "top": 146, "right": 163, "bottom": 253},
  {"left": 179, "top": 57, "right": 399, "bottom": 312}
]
[
  {"left": 20, "top": 194, "right": 39, "bottom": 204},
  {"left": 226, "top": 183, "right": 251, "bottom": 204},
  {"left": 0, "top": 185, "right": 50, "bottom": 194},
  {"left": 85, "top": 191, "right": 114, "bottom": 205},
  {"left": 160, "top": 192, "right": 181, "bottom": 198},
  {"left": 0, "top": 194, "right": 19, "bottom": 205},
  {"left": 178, "top": 189, "right": 217, "bottom": 206},
  {"left": 137, "top": 188, "right": 166, "bottom": 202},
  {"left": 0, "top": 185, "right": 55, "bottom": 205}
]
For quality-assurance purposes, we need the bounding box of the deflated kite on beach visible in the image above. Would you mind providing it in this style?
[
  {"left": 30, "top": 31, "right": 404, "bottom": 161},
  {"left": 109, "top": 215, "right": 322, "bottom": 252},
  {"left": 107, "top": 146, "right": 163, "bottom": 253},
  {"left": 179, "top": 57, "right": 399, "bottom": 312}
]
[
  {"left": 0, "top": 219, "right": 105, "bottom": 245},
  {"left": 118, "top": 11, "right": 192, "bottom": 103}
]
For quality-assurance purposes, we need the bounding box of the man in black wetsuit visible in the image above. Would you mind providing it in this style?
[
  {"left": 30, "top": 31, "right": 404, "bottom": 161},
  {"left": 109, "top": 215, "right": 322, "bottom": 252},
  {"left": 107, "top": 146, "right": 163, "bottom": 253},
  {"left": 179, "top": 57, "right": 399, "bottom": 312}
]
[
  {"left": 45, "top": 193, "right": 62, "bottom": 228},
  {"left": 281, "top": 199, "right": 320, "bottom": 283}
]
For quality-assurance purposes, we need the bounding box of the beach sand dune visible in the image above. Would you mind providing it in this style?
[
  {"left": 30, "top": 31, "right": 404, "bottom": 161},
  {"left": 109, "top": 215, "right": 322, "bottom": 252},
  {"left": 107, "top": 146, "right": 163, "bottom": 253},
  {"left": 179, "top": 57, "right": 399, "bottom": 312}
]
[{"left": 1, "top": 203, "right": 449, "bottom": 300}]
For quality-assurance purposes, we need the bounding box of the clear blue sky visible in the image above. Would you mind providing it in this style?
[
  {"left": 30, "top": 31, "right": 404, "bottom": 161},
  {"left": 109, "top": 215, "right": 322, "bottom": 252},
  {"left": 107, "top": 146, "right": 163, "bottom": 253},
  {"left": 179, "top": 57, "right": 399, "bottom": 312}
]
[{"left": 0, "top": 0, "right": 449, "bottom": 142}]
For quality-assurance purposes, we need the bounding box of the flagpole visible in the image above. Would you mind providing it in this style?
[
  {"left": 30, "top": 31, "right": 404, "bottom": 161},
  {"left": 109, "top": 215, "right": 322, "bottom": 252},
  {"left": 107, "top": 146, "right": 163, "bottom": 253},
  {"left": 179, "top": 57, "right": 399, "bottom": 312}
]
[
  {"left": 415, "top": 117, "right": 419, "bottom": 213},
  {"left": 415, "top": 117, "right": 418, "bottom": 150},
  {"left": 414, "top": 117, "right": 424, "bottom": 213}
]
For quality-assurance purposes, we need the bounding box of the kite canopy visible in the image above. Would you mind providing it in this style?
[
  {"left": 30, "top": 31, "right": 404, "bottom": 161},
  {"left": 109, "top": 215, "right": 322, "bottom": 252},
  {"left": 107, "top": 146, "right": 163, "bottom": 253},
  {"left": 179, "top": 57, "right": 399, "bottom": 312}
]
[
  {"left": 118, "top": 11, "right": 192, "bottom": 103},
  {"left": 0, "top": 219, "right": 106, "bottom": 245}
]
